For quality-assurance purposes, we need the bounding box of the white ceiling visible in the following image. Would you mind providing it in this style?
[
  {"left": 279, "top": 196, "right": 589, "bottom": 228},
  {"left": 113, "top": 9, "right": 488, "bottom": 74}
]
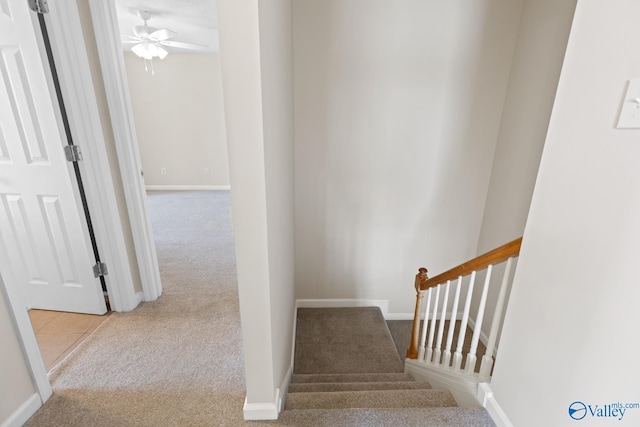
[{"left": 114, "top": 0, "right": 219, "bottom": 53}]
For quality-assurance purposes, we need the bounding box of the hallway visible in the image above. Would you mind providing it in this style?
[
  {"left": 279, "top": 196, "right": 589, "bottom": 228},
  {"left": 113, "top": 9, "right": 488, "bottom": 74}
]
[{"left": 25, "top": 191, "right": 249, "bottom": 426}]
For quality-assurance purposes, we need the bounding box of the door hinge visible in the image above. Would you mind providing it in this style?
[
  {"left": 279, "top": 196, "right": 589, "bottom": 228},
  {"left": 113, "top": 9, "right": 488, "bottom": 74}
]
[
  {"left": 28, "top": 0, "right": 49, "bottom": 14},
  {"left": 93, "top": 262, "right": 108, "bottom": 278},
  {"left": 64, "top": 145, "right": 83, "bottom": 162}
]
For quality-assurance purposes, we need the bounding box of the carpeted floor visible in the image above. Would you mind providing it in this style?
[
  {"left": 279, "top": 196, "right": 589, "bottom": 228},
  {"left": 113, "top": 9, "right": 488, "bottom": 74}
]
[{"left": 26, "top": 191, "right": 249, "bottom": 426}]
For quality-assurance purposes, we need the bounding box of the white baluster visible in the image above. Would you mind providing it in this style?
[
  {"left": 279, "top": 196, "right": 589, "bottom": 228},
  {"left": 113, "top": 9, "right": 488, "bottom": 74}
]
[
  {"left": 465, "top": 265, "right": 493, "bottom": 374},
  {"left": 479, "top": 258, "right": 514, "bottom": 378},
  {"left": 418, "top": 287, "right": 433, "bottom": 361},
  {"left": 442, "top": 275, "right": 462, "bottom": 367},
  {"left": 425, "top": 284, "right": 441, "bottom": 364},
  {"left": 453, "top": 271, "right": 476, "bottom": 370},
  {"left": 433, "top": 280, "right": 450, "bottom": 366}
]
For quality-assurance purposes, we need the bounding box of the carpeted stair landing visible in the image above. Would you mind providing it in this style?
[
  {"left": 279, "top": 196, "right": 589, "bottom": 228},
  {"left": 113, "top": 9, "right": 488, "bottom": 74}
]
[{"left": 282, "top": 307, "right": 496, "bottom": 426}]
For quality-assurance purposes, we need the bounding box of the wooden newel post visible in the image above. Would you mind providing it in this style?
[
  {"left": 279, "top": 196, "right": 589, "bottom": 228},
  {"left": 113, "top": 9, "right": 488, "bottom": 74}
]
[{"left": 406, "top": 268, "right": 429, "bottom": 359}]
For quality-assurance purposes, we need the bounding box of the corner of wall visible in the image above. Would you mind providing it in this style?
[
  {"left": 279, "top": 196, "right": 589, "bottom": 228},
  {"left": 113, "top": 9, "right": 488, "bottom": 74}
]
[
  {"left": 477, "top": 383, "right": 514, "bottom": 427},
  {"left": 0, "top": 394, "right": 42, "bottom": 427},
  {"left": 277, "top": 365, "right": 293, "bottom": 412},
  {"left": 242, "top": 391, "right": 280, "bottom": 421}
]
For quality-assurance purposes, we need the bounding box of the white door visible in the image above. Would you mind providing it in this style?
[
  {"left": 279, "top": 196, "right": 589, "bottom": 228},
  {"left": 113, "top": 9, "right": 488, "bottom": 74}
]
[{"left": 0, "top": 1, "right": 106, "bottom": 314}]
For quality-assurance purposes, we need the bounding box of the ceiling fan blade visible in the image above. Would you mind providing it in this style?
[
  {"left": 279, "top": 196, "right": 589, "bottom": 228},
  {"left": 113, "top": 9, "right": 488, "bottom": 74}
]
[
  {"left": 133, "top": 24, "right": 158, "bottom": 38},
  {"left": 150, "top": 29, "right": 176, "bottom": 41},
  {"left": 160, "top": 40, "right": 209, "bottom": 51}
]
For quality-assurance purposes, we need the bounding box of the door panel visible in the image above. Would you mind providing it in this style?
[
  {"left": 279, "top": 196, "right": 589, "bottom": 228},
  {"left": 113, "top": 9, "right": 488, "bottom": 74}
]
[{"left": 0, "top": 0, "right": 106, "bottom": 314}]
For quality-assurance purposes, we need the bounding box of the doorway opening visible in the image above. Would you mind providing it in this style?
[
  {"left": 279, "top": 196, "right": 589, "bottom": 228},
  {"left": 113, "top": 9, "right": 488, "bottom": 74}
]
[{"left": 112, "top": 0, "right": 232, "bottom": 303}]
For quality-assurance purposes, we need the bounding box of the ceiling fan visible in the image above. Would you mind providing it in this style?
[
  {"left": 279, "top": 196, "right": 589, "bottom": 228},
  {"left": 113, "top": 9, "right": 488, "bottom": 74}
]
[{"left": 122, "top": 10, "right": 208, "bottom": 72}]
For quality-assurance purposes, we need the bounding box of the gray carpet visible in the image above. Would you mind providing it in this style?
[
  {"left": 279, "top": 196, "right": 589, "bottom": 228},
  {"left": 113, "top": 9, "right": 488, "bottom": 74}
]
[
  {"left": 26, "top": 191, "right": 249, "bottom": 426},
  {"left": 387, "top": 319, "right": 414, "bottom": 362},
  {"left": 294, "top": 307, "right": 404, "bottom": 374},
  {"left": 263, "top": 407, "right": 497, "bottom": 426},
  {"left": 283, "top": 308, "right": 495, "bottom": 426}
]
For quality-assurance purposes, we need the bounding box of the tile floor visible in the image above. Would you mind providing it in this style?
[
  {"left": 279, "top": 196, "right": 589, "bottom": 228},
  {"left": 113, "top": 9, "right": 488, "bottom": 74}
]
[{"left": 28, "top": 309, "right": 112, "bottom": 371}]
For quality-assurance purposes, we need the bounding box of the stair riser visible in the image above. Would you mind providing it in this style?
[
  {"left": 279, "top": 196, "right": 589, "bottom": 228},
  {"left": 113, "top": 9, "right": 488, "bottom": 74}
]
[
  {"left": 289, "top": 381, "right": 432, "bottom": 393},
  {"left": 291, "top": 373, "right": 415, "bottom": 384},
  {"left": 285, "top": 389, "right": 457, "bottom": 410},
  {"left": 277, "top": 407, "right": 497, "bottom": 426}
]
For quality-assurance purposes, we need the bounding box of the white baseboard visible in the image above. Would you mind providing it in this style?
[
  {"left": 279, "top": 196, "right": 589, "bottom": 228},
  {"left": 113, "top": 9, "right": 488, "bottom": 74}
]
[
  {"left": 118, "top": 291, "right": 144, "bottom": 312},
  {"left": 134, "top": 291, "right": 144, "bottom": 307},
  {"left": 293, "top": 301, "right": 458, "bottom": 321},
  {"left": 0, "top": 393, "right": 41, "bottom": 427},
  {"left": 477, "top": 383, "right": 513, "bottom": 427},
  {"left": 296, "top": 299, "right": 389, "bottom": 318},
  {"left": 243, "top": 390, "right": 280, "bottom": 420},
  {"left": 388, "top": 311, "right": 477, "bottom": 321},
  {"left": 145, "top": 185, "right": 231, "bottom": 191},
  {"left": 385, "top": 312, "right": 414, "bottom": 320},
  {"left": 278, "top": 365, "right": 292, "bottom": 413},
  {"left": 390, "top": 310, "right": 479, "bottom": 322}
]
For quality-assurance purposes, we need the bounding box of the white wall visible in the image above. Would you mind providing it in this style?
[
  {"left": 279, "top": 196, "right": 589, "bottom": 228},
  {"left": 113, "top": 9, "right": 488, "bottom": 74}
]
[
  {"left": 218, "top": 0, "right": 295, "bottom": 418},
  {"left": 293, "top": 0, "right": 523, "bottom": 314},
  {"left": 491, "top": 1, "right": 640, "bottom": 425},
  {"left": 472, "top": 0, "right": 576, "bottom": 340},
  {"left": 124, "top": 53, "right": 230, "bottom": 188},
  {"left": 477, "top": 0, "right": 577, "bottom": 253},
  {"left": 218, "top": 0, "right": 273, "bottom": 407},
  {"left": 258, "top": 0, "right": 296, "bottom": 407},
  {"left": 0, "top": 277, "right": 35, "bottom": 423}
]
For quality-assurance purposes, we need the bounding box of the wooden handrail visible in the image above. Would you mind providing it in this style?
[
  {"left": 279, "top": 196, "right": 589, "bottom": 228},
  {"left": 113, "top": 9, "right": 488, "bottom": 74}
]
[
  {"left": 416, "top": 237, "right": 522, "bottom": 292},
  {"left": 406, "top": 237, "right": 522, "bottom": 360}
]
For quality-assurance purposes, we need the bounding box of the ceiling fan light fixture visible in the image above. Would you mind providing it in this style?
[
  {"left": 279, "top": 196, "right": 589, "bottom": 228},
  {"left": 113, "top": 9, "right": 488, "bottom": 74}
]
[
  {"left": 131, "top": 41, "right": 167, "bottom": 61},
  {"left": 124, "top": 9, "right": 210, "bottom": 74},
  {"left": 155, "top": 45, "right": 169, "bottom": 60},
  {"left": 131, "top": 41, "right": 152, "bottom": 59}
]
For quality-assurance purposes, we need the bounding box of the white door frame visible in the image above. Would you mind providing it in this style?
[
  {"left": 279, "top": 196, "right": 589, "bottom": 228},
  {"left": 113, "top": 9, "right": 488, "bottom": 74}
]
[
  {"left": 41, "top": 0, "right": 142, "bottom": 313},
  {"left": 1, "top": 272, "right": 52, "bottom": 406},
  {"left": 0, "top": 0, "right": 146, "bottom": 408},
  {"left": 87, "top": 0, "right": 162, "bottom": 303}
]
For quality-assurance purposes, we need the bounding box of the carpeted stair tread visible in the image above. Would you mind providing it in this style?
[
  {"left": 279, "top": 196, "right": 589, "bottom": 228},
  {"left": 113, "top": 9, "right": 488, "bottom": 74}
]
[
  {"left": 289, "top": 380, "right": 432, "bottom": 393},
  {"left": 287, "top": 307, "right": 492, "bottom": 425},
  {"left": 294, "top": 307, "right": 405, "bottom": 374},
  {"left": 263, "top": 407, "right": 496, "bottom": 426},
  {"left": 291, "top": 372, "right": 416, "bottom": 384},
  {"left": 284, "top": 388, "right": 457, "bottom": 410}
]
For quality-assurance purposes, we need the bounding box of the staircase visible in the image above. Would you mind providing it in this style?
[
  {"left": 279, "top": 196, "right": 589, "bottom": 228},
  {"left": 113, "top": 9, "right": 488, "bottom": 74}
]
[{"left": 279, "top": 307, "right": 496, "bottom": 426}]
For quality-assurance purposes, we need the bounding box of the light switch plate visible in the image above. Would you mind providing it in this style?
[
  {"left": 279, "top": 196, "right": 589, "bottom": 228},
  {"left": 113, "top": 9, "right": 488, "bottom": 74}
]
[{"left": 616, "top": 79, "right": 640, "bottom": 129}]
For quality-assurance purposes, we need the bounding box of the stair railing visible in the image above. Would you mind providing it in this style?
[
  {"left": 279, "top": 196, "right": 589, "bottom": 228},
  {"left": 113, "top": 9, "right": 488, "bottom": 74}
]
[{"left": 406, "top": 237, "right": 522, "bottom": 379}]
